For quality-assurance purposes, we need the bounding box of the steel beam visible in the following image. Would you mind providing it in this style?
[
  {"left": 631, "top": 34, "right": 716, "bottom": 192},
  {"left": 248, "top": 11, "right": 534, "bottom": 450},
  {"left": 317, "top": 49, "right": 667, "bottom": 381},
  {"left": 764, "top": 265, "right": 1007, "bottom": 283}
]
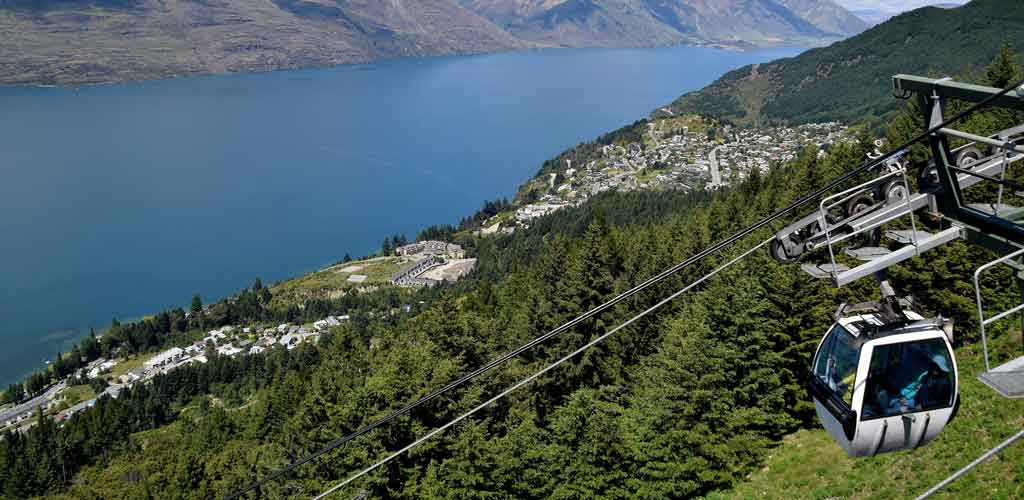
[
  {"left": 833, "top": 226, "right": 962, "bottom": 287},
  {"left": 939, "top": 128, "right": 1024, "bottom": 154},
  {"left": 894, "top": 74, "right": 1024, "bottom": 111}
]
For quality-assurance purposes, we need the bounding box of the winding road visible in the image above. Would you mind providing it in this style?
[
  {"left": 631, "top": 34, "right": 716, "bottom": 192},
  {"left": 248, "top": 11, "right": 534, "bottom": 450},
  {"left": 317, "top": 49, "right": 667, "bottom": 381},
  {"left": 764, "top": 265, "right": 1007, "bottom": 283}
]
[{"left": 0, "top": 381, "right": 65, "bottom": 427}]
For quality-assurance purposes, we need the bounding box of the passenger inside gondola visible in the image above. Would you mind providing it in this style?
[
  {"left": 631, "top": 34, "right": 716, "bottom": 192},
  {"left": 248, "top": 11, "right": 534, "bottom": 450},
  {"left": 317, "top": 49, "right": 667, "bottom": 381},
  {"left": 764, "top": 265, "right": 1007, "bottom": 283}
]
[{"left": 862, "top": 339, "right": 954, "bottom": 418}]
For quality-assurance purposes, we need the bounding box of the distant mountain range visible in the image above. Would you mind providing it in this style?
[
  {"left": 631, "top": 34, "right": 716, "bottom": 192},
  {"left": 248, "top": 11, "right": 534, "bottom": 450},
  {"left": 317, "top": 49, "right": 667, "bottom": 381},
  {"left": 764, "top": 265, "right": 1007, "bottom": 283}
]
[
  {"left": 0, "top": 0, "right": 866, "bottom": 85},
  {"left": 458, "top": 0, "right": 867, "bottom": 48},
  {"left": 0, "top": 0, "right": 526, "bottom": 85},
  {"left": 663, "top": 0, "right": 1024, "bottom": 125}
]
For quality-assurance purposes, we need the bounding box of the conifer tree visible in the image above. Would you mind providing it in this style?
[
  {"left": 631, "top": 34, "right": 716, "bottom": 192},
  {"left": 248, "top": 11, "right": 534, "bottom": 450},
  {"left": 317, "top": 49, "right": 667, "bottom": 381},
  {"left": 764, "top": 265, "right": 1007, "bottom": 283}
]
[{"left": 986, "top": 41, "right": 1023, "bottom": 89}]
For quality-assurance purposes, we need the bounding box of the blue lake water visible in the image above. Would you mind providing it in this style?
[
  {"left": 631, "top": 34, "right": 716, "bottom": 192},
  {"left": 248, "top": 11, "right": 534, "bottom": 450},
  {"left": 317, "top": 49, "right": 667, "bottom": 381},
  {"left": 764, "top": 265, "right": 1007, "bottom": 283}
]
[{"left": 0, "top": 45, "right": 802, "bottom": 387}]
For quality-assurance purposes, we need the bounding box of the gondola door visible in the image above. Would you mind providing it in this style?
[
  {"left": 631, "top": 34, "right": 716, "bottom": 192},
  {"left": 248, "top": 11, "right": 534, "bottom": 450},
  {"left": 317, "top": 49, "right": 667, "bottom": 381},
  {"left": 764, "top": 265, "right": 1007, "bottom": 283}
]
[{"left": 854, "top": 332, "right": 958, "bottom": 456}]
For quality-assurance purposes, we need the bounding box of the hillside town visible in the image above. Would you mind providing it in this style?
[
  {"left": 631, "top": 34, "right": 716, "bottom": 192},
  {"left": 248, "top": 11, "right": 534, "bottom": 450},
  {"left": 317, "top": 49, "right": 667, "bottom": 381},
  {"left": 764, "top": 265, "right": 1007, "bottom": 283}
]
[
  {"left": 500, "top": 117, "right": 849, "bottom": 229},
  {"left": 0, "top": 315, "right": 356, "bottom": 434},
  {"left": 0, "top": 240, "right": 481, "bottom": 433}
]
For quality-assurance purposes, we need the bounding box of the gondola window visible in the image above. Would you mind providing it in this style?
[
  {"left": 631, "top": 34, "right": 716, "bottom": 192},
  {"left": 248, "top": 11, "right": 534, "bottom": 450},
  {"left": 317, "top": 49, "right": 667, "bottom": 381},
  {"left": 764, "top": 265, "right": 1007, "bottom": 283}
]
[
  {"left": 862, "top": 339, "right": 955, "bottom": 418},
  {"left": 813, "top": 326, "right": 862, "bottom": 407}
]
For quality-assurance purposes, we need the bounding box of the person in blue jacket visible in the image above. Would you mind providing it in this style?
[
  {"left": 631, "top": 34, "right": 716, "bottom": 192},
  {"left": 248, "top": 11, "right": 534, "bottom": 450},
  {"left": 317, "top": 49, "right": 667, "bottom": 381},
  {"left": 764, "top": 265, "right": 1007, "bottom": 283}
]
[{"left": 886, "top": 354, "right": 952, "bottom": 413}]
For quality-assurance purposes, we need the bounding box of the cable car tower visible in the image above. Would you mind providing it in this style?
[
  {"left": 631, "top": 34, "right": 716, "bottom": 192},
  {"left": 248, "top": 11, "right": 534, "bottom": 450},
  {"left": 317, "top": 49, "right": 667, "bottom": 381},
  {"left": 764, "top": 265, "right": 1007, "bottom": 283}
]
[{"left": 770, "top": 74, "right": 1024, "bottom": 458}]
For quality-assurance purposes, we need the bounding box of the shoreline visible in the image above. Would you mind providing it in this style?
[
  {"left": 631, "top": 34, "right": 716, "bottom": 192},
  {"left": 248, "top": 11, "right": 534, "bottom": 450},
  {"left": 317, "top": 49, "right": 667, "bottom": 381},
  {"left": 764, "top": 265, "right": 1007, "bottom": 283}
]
[{"left": 0, "top": 40, "right": 819, "bottom": 90}]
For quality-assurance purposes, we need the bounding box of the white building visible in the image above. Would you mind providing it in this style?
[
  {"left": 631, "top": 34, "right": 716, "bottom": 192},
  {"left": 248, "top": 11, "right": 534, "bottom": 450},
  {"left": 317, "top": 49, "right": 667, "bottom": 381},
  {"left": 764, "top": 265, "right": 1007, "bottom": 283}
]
[
  {"left": 119, "top": 368, "right": 146, "bottom": 385},
  {"left": 144, "top": 347, "right": 184, "bottom": 371},
  {"left": 204, "top": 329, "right": 227, "bottom": 345},
  {"left": 216, "top": 345, "right": 243, "bottom": 357},
  {"left": 395, "top": 240, "right": 465, "bottom": 259},
  {"left": 279, "top": 334, "right": 299, "bottom": 350},
  {"left": 86, "top": 360, "right": 116, "bottom": 379}
]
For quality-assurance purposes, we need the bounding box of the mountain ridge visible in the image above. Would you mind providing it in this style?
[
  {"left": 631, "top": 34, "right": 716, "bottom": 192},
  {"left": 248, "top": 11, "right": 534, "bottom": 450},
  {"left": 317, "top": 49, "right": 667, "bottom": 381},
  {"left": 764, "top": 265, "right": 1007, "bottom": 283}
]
[
  {"left": 0, "top": 0, "right": 528, "bottom": 85},
  {"left": 0, "top": 0, "right": 865, "bottom": 85},
  {"left": 662, "top": 0, "right": 1024, "bottom": 125},
  {"left": 460, "top": 0, "right": 868, "bottom": 48}
]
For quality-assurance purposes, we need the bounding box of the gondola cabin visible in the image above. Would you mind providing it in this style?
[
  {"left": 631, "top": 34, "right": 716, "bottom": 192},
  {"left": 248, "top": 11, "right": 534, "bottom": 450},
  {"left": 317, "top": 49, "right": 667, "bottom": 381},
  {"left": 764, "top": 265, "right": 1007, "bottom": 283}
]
[{"left": 808, "top": 309, "right": 959, "bottom": 457}]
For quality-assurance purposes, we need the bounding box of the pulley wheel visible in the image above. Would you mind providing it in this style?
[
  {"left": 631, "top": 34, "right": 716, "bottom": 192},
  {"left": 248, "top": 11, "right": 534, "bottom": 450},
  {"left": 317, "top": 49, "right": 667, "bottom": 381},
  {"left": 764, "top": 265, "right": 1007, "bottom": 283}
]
[
  {"left": 770, "top": 237, "right": 803, "bottom": 263},
  {"left": 955, "top": 146, "right": 983, "bottom": 170},
  {"left": 845, "top": 194, "right": 874, "bottom": 219},
  {"left": 881, "top": 180, "right": 910, "bottom": 205}
]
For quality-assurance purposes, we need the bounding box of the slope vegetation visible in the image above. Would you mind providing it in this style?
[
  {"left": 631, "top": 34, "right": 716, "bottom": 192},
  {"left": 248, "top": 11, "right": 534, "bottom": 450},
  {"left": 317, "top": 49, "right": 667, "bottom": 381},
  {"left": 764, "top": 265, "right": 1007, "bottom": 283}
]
[
  {"left": 664, "top": 0, "right": 1024, "bottom": 125},
  {"left": 710, "top": 337, "right": 1023, "bottom": 500}
]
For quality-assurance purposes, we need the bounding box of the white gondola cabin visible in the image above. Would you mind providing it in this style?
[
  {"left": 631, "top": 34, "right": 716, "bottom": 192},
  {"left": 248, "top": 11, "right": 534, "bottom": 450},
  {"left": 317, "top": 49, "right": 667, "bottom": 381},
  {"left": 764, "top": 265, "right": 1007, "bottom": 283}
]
[{"left": 808, "top": 308, "right": 959, "bottom": 457}]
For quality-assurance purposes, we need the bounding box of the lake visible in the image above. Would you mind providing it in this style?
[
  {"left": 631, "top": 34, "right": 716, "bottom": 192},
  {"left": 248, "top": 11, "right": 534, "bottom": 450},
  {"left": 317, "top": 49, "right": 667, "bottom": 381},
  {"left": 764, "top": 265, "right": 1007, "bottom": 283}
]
[{"left": 0, "top": 45, "right": 802, "bottom": 387}]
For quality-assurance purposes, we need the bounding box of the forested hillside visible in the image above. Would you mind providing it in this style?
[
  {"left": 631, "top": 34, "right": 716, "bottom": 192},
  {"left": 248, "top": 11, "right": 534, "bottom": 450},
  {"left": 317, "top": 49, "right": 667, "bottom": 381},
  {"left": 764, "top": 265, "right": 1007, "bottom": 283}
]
[
  {"left": 664, "top": 0, "right": 1024, "bottom": 125},
  {"left": 2, "top": 51, "right": 1022, "bottom": 497}
]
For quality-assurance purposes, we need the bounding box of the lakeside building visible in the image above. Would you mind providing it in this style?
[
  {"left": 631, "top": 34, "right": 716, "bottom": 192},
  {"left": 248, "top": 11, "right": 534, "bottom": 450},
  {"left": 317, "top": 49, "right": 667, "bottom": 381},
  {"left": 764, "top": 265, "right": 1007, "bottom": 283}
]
[
  {"left": 119, "top": 368, "right": 146, "bottom": 385},
  {"left": 216, "top": 344, "right": 243, "bottom": 357},
  {"left": 395, "top": 240, "right": 465, "bottom": 259},
  {"left": 144, "top": 347, "right": 184, "bottom": 371},
  {"left": 388, "top": 256, "right": 441, "bottom": 287}
]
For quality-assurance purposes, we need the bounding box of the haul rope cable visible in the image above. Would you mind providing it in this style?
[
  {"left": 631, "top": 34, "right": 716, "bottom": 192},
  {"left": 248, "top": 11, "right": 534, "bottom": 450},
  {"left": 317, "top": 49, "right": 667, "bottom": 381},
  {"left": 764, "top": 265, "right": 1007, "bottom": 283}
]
[
  {"left": 226, "top": 78, "right": 1024, "bottom": 500},
  {"left": 314, "top": 238, "right": 772, "bottom": 499}
]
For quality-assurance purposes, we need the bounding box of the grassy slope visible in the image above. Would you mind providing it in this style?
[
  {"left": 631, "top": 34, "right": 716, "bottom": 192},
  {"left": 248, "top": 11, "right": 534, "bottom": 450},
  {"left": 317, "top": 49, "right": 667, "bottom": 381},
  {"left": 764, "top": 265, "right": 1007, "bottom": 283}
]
[
  {"left": 107, "top": 356, "right": 146, "bottom": 381},
  {"left": 60, "top": 385, "right": 96, "bottom": 407},
  {"left": 709, "top": 335, "right": 1024, "bottom": 500},
  {"left": 269, "top": 255, "right": 406, "bottom": 304}
]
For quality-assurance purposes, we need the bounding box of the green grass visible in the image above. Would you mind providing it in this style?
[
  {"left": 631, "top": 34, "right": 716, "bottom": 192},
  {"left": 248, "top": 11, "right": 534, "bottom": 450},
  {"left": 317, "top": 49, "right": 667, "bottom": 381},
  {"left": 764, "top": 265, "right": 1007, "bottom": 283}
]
[
  {"left": 709, "top": 335, "right": 1024, "bottom": 499},
  {"left": 163, "top": 329, "right": 208, "bottom": 350},
  {"left": 271, "top": 256, "right": 407, "bottom": 304},
  {"left": 62, "top": 385, "right": 96, "bottom": 406},
  {"left": 731, "top": 72, "right": 772, "bottom": 127},
  {"left": 107, "top": 356, "right": 145, "bottom": 381},
  {"left": 50, "top": 385, "right": 97, "bottom": 414},
  {"left": 487, "top": 210, "right": 516, "bottom": 226}
]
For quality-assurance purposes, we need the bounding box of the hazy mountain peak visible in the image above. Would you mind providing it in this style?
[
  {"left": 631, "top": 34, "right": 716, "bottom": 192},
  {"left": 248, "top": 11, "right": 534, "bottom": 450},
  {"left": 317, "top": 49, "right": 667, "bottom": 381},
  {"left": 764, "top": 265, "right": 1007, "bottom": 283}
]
[{"left": 460, "top": 0, "right": 868, "bottom": 48}]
